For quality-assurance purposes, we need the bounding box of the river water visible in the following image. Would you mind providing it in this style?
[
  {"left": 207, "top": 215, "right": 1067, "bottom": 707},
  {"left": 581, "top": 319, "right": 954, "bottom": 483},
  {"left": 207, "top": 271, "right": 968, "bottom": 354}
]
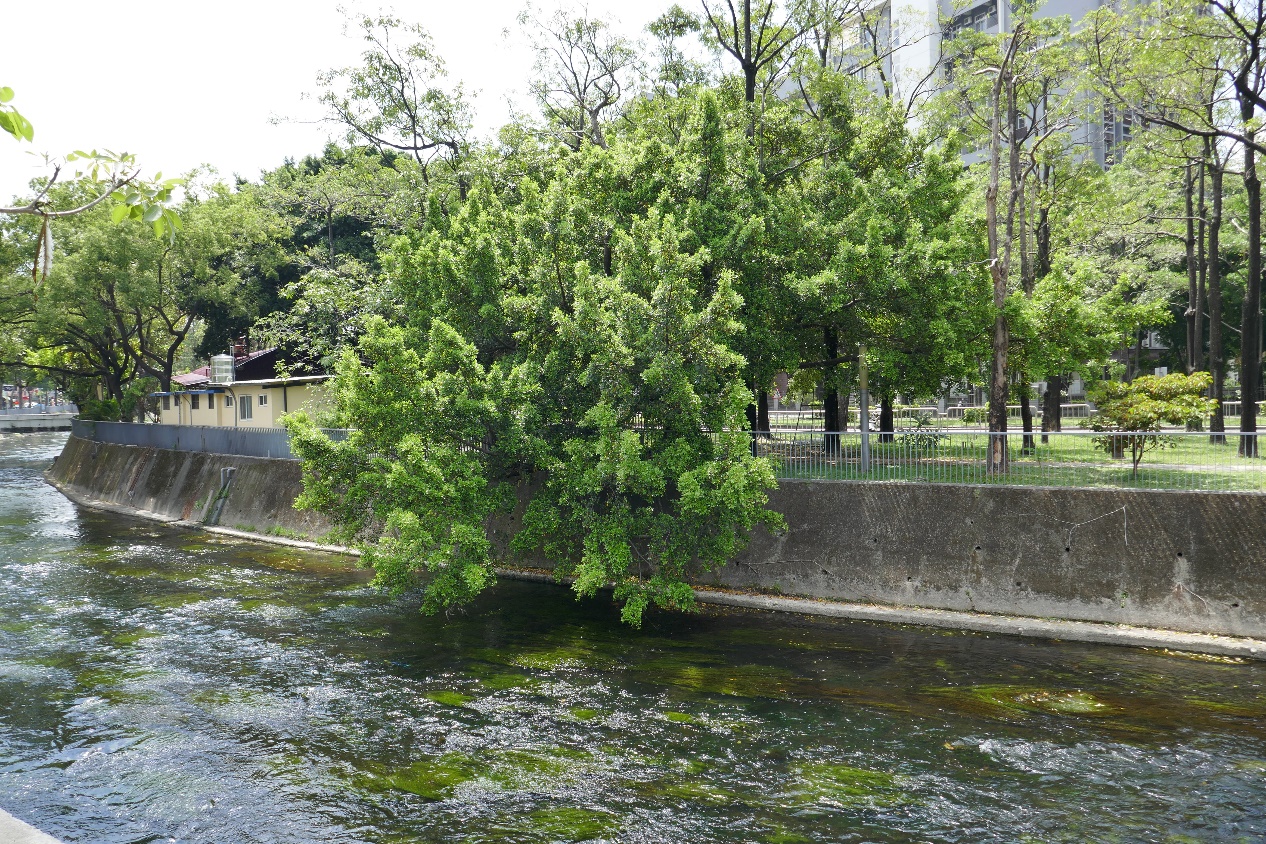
[{"left": 2, "top": 433, "right": 1266, "bottom": 843}]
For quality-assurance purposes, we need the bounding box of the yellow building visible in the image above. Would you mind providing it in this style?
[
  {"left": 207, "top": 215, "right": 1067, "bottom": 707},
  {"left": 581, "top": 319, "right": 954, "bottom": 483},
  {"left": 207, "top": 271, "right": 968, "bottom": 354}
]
[
  {"left": 155, "top": 348, "right": 330, "bottom": 428},
  {"left": 156, "top": 377, "right": 328, "bottom": 428}
]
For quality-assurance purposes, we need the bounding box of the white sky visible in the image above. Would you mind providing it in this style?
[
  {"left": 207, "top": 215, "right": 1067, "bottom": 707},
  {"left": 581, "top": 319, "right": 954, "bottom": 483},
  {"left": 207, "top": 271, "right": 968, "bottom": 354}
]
[{"left": 1, "top": 0, "right": 679, "bottom": 203}]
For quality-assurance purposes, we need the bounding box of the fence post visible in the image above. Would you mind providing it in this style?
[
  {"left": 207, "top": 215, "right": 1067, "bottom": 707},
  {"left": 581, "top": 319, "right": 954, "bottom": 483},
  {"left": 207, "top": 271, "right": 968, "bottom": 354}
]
[{"left": 859, "top": 344, "right": 871, "bottom": 473}]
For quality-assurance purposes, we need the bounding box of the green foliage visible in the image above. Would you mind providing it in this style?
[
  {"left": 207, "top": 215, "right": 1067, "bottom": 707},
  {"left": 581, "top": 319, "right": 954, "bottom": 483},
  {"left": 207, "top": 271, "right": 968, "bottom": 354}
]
[
  {"left": 78, "top": 398, "right": 120, "bottom": 421},
  {"left": 1087, "top": 373, "right": 1217, "bottom": 473},
  {"left": 0, "top": 86, "right": 34, "bottom": 142}
]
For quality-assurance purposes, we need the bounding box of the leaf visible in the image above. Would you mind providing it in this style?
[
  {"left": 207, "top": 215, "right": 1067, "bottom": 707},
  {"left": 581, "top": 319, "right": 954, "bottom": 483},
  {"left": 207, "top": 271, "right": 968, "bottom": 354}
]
[
  {"left": 111, "top": 204, "right": 129, "bottom": 224},
  {"left": 0, "top": 87, "right": 13, "bottom": 103},
  {"left": 142, "top": 205, "right": 163, "bottom": 223}
]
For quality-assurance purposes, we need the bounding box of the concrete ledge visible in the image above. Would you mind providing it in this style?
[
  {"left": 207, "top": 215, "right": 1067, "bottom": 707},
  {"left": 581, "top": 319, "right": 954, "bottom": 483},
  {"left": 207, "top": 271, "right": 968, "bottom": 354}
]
[
  {"left": 690, "top": 589, "right": 1266, "bottom": 659},
  {"left": 483, "top": 568, "right": 1266, "bottom": 660},
  {"left": 0, "top": 809, "right": 62, "bottom": 844}
]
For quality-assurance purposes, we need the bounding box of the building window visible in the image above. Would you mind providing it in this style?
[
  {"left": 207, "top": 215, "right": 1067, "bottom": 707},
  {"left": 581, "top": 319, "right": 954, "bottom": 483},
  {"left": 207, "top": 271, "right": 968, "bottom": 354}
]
[
  {"left": 162, "top": 395, "right": 170, "bottom": 410},
  {"left": 238, "top": 395, "right": 253, "bottom": 420},
  {"left": 191, "top": 394, "right": 200, "bottom": 410},
  {"left": 258, "top": 394, "right": 268, "bottom": 406}
]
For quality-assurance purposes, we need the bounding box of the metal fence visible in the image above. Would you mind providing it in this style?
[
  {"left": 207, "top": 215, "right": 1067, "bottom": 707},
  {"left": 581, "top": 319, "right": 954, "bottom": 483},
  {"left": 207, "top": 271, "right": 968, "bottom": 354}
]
[
  {"left": 0, "top": 403, "right": 78, "bottom": 415},
  {"left": 754, "top": 429, "right": 1266, "bottom": 493},
  {"left": 71, "top": 421, "right": 1266, "bottom": 493},
  {"left": 70, "top": 420, "right": 348, "bottom": 460}
]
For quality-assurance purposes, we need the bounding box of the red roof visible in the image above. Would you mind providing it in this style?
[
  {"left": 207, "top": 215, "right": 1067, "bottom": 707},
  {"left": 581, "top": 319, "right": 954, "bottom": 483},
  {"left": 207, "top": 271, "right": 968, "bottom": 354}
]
[
  {"left": 173, "top": 366, "right": 211, "bottom": 387},
  {"left": 171, "top": 348, "right": 286, "bottom": 388}
]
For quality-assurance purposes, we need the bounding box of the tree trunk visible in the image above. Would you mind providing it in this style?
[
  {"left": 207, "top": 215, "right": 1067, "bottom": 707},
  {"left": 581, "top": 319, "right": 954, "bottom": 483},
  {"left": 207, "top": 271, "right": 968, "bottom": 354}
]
[
  {"left": 1195, "top": 159, "right": 1207, "bottom": 374},
  {"left": 1018, "top": 375, "right": 1035, "bottom": 453},
  {"left": 745, "top": 387, "right": 758, "bottom": 454},
  {"left": 879, "top": 395, "right": 894, "bottom": 443},
  {"left": 1209, "top": 155, "right": 1226, "bottom": 442},
  {"left": 985, "top": 60, "right": 1019, "bottom": 474},
  {"left": 757, "top": 390, "right": 770, "bottom": 435},
  {"left": 1041, "top": 373, "right": 1063, "bottom": 443},
  {"left": 1185, "top": 162, "right": 1199, "bottom": 374},
  {"left": 1241, "top": 127, "right": 1261, "bottom": 457},
  {"left": 823, "top": 328, "right": 840, "bottom": 453}
]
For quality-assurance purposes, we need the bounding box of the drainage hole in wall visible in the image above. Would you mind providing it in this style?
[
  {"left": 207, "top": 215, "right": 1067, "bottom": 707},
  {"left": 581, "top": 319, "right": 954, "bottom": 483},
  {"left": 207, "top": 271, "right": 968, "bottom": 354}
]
[
  {"left": 974, "top": 545, "right": 982, "bottom": 552},
  {"left": 1177, "top": 551, "right": 1184, "bottom": 558},
  {"left": 1015, "top": 581, "right": 1023, "bottom": 588},
  {"left": 1232, "top": 602, "right": 1241, "bottom": 608},
  {"left": 1064, "top": 546, "right": 1071, "bottom": 553},
  {"left": 906, "top": 576, "right": 913, "bottom": 582}
]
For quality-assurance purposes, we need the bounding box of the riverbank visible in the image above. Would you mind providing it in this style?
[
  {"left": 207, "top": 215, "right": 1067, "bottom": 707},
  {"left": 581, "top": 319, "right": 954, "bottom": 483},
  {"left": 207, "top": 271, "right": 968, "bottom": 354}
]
[
  {"left": 0, "top": 413, "right": 74, "bottom": 433},
  {"left": 45, "top": 434, "right": 1266, "bottom": 660},
  {"left": 0, "top": 809, "right": 62, "bottom": 844}
]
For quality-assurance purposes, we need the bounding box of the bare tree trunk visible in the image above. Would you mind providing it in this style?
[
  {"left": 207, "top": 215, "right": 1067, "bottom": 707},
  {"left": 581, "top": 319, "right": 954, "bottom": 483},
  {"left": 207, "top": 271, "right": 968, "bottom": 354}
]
[
  {"left": 879, "top": 395, "right": 895, "bottom": 443},
  {"left": 1241, "top": 126, "right": 1261, "bottom": 457},
  {"left": 1185, "top": 162, "right": 1199, "bottom": 374},
  {"left": 986, "top": 104, "right": 1010, "bottom": 471},
  {"left": 1195, "top": 159, "right": 1207, "bottom": 374},
  {"left": 1209, "top": 153, "right": 1226, "bottom": 442}
]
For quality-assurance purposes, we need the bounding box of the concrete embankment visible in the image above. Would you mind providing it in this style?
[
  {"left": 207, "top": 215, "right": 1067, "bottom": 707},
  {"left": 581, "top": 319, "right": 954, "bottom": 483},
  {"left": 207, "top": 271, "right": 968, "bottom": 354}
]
[
  {"left": 706, "top": 481, "right": 1266, "bottom": 641},
  {"left": 0, "top": 413, "right": 74, "bottom": 433},
  {"left": 46, "top": 435, "right": 1266, "bottom": 655},
  {"left": 0, "top": 808, "right": 63, "bottom": 844},
  {"left": 46, "top": 434, "right": 330, "bottom": 538}
]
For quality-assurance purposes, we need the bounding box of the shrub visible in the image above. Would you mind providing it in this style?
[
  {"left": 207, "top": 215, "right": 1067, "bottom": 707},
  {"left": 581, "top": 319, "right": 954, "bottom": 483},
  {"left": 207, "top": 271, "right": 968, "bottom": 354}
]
[
  {"left": 78, "top": 399, "right": 120, "bottom": 421},
  {"left": 1086, "top": 372, "right": 1217, "bottom": 475}
]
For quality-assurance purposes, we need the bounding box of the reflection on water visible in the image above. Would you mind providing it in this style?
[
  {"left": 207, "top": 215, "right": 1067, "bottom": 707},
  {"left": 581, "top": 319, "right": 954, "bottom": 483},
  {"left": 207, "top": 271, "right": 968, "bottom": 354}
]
[{"left": 1, "top": 432, "right": 1265, "bottom": 843}]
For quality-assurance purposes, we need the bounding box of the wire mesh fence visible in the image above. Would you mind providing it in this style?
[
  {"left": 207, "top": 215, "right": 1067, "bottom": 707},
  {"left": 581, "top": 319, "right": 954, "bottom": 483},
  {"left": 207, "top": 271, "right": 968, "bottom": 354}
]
[
  {"left": 754, "top": 430, "right": 1266, "bottom": 492},
  {"left": 71, "top": 421, "right": 1266, "bottom": 493}
]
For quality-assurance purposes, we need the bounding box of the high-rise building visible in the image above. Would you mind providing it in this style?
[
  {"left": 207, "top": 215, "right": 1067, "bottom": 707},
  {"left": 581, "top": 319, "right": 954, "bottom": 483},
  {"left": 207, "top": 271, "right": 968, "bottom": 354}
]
[{"left": 836, "top": 0, "right": 1128, "bottom": 167}]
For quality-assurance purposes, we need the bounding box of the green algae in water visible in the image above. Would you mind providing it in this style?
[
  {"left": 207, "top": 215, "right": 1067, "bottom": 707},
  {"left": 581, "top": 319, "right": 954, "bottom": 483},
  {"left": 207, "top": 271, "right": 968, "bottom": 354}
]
[
  {"left": 511, "top": 643, "right": 604, "bottom": 671},
  {"left": 426, "top": 689, "right": 474, "bottom": 707},
  {"left": 790, "top": 762, "right": 910, "bottom": 809},
  {"left": 522, "top": 806, "right": 619, "bottom": 841},
  {"left": 633, "top": 657, "right": 794, "bottom": 699},
  {"left": 1185, "top": 697, "right": 1266, "bottom": 719},
  {"left": 664, "top": 711, "right": 697, "bottom": 723},
  {"left": 358, "top": 752, "right": 479, "bottom": 800},
  {"left": 926, "top": 685, "right": 1119, "bottom": 719},
  {"left": 480, "top": 672, "right": 534, "bottom": 692},
  {"left": 653, "top": 778, "right": 741, "bottom": 805},
  {"left": 569, "top": 707, "right": 601, "bottom": 721},
  {"left": 148, "top": 592, "right": 211, "bottom": 609},
  {"left": 360, "top": 746, "right": 595, "bottom": 801},
  {"left": 111, "top": 629, "right": 161, "bottom": 646},
  {"left": 471, "top": 807, "right": 621, "bottom": 843},
  {"left": 480, "top": 747, "right": 594, "bottom": 791},
  {"left": 760, "top": 825, "right": 812, "bottom": 844}
]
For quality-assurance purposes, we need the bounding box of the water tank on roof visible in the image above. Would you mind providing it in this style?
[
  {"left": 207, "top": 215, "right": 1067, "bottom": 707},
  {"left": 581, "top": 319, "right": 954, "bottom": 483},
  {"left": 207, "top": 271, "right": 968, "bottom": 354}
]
[{"left": 211, "top": 354, "right": 235, "bottom": 384}]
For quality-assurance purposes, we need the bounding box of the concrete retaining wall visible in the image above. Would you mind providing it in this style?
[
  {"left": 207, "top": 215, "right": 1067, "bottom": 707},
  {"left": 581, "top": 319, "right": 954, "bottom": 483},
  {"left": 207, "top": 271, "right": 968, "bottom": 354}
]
[
  {"left": 46, "top": 436, "right": 1266, "bottom": 639},
  {"left": 0, "top": 413, "right": 74, "bottom": 433},
  {"left": 46, "top": 435, "right": 330, "bottom": 539},
  {"left": 709, "top": 481, "right": 1266, "bottom": 639}
]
